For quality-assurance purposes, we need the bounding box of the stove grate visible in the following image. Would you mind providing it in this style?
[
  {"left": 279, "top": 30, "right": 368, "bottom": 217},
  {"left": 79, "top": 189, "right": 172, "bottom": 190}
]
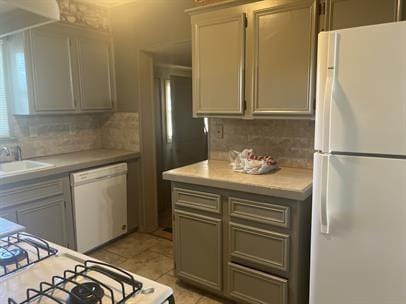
[
  {"left": 0, "top": 232, "right": 58, "bottom": 278},
  {"left": 8, "top": 259, "right": 143, "bottom": 304}
]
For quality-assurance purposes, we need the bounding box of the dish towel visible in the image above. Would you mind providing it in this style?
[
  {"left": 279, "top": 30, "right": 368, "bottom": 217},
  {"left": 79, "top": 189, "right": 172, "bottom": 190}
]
[{"left": 229, "top": 149, "right": 278, "bottom": 175}]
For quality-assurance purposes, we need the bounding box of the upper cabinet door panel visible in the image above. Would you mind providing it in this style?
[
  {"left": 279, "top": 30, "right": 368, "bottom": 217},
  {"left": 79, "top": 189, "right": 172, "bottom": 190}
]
[
  {"left": 77, "top": 37, "right": 113, "bottom": 110},
  {"left": 251, "top": 0, "right": 317, "bottom": 115},
  {"left": 29, "top": 29, "right": 76, "bottom": 112},
  {"left": 193, "top": 12, "right": 246, "bottom": 115},
  {"left": 327, "top": 0, "right": 400, "bottom": 30}
]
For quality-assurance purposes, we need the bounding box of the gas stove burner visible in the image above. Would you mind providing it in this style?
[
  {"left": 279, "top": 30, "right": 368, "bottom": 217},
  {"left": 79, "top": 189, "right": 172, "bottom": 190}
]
[
  {"left": 0, "top": 247, "right": 28, "bottom": 267},
  {"left": 70, "top": 282, "right": 105, "bottom": 304}
]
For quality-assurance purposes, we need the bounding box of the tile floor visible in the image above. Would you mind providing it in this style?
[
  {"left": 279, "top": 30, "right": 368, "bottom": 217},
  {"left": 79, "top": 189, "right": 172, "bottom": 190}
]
[{"left": 89, "top": 231, "right": 233, "bottom": 304}]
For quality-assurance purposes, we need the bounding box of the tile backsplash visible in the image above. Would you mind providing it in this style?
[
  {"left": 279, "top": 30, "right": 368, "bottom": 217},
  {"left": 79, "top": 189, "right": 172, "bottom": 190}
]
[
  {"left": 209, "top": 118, "right": 315, "bottom": 169},
  {"left": 1, "top": 112, "right": 139, "bottom": 160},
  {"left": 102, "top": 112, "right": 140, "bottom": 152}
]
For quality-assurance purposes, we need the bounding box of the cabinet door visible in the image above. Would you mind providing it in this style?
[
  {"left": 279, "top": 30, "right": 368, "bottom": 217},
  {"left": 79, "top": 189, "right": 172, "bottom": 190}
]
[
  {"left": 249, "top": 0, "right": 317, "bottom": 116},
  {"left": 16, "top": 198, "right": 67, "bottom": 247},
  {"left": 29, "top": 28, "right": 77, "bottom": 112},
  {"left": 174, "top": 210, "right": 222, "bottom": 291},
  {"left": 0, "top": 209, "right": 17, "bottom": 223},
  {"left": 326, "top": 0, "right": 400, "bottom": 30},
  {"left": 192, "top": 11, "right": 246, "bottom": 116},
  {"left": 76, "top": 37, "right": 114, "bottom": 111}
]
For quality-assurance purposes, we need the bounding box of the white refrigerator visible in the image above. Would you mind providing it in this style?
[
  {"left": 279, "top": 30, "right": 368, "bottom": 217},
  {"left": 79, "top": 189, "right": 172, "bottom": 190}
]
[{"left": 310, "top": 21, "right": 406, "bottom": 304}]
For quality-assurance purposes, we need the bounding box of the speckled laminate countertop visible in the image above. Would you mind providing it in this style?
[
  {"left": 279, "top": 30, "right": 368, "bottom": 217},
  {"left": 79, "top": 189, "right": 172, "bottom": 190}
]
[
  {"left": 0, "top": 149, "right": 140, "bottom": 186},
  {"left": 0, "top": 217, "right": 25, "bottom": 238},
  {"left": 163, "top": 160, "right": 313, "bottom": 201}
]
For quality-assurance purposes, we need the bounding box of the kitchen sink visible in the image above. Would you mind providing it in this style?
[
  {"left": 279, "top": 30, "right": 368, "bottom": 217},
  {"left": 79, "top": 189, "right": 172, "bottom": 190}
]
[{"left": 0, "top": 160, "right": 55, "bottom": 177}]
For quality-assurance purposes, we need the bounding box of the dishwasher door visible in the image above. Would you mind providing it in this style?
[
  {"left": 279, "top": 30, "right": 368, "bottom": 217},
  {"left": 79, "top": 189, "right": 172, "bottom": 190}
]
[{"left": 71, "top": 163, "right": 128, "bottom": 253}]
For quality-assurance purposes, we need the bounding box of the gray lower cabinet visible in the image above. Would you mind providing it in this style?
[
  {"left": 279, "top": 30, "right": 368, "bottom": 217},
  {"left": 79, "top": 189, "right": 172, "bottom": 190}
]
[
  {"left": 174, "top": 210, "right": 222, "bottom": 291},
  {"left": 0, "top": 175, "right": 74, "bottom": 248},
  {"left": 16, "top": 198, "right": 68, "bottom": 247},
  {"left": 324, "top": 0, "right": 401, "bottom": 30},
  {"left": 172, "top": 184, "right": 312, "bottom": 304},
  {"left": 228, "top": 263, "right": 288, "bottom": 304}
]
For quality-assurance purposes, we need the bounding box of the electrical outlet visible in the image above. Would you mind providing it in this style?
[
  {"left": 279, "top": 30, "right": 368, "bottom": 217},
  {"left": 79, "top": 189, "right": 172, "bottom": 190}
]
[{"left": 214, "top": 124, "right": 224, "bottom": 139}]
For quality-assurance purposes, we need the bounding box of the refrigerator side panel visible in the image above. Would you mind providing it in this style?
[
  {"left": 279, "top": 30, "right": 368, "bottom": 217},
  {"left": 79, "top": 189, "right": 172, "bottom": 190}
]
[
  {"left": 309, "top": 154, "right": 406, "bottom": 304},
  {"left": 329, "top": 21, "right": 406, "bottom": 155},
  {"left": 314, "top": 33, "right": 328, "bottom": 152}
]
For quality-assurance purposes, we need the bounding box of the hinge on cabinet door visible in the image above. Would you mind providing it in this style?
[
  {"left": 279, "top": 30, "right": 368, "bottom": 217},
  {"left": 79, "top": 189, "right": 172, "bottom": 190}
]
[
  {"left": 318, "top": 1, "right": 326, "bottom": 15},
  {"left": 244, "top": 15, "right": 248, "bottom": 28},
  {"left": 243, "top": 100, "right": 247, "bottom": 110}
]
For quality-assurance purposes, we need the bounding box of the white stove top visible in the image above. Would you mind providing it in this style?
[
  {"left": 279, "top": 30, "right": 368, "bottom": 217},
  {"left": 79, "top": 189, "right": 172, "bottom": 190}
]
[{"left": 0, "top": 235, "right": 173, "bottom": 304}]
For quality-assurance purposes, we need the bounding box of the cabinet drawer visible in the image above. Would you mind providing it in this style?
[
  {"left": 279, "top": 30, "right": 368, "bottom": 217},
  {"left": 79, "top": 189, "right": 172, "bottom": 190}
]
[
  {"left": 228, "top": 262, "right": 288, "bottom": 304},
  {"left": 0, "top": 179, "right": 65, "bottom": 209},
  {"left": 229, "top": 222, "right": 289, "bottom": 272},
  {"left": 229, "top": 197, "right": 290, "bottom": 228},
  {"left": 174, "top": 187, "right": 221, "bottom": 214}
]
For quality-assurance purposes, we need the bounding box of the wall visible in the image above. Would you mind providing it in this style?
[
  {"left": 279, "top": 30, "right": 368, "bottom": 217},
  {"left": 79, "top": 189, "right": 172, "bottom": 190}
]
[
  {"left": 110, "top": 0, "right": 195, "bottom": 112},
  {"left": 209, "top": 119, "right": 315, "bottom": 169}
]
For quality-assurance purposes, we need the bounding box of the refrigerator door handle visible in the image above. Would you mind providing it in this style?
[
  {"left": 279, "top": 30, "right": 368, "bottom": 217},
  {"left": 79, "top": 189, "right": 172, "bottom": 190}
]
[{"left": 319, "top": 154, "right": 330, "bottom": 234}]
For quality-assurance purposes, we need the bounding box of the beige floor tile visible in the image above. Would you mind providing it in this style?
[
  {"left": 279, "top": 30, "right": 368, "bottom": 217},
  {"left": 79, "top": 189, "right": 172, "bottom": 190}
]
[
  {"left": 104, "top": 232, "right": 159, "bottom": 258},
  {"left": 87, "top": 248, "right": 127, "bottom": 266},
  {"left": 119, "top": 249, "right": 174, "bottom": 281},
  {"left": 197, "top": 294, "right": 234, "bottom": 304},
  {"left": 157, "top": 273, "right": 204, "bottom": 304},
  {"left": 149, "top": 237, "right": 173, "bottom": 258}
]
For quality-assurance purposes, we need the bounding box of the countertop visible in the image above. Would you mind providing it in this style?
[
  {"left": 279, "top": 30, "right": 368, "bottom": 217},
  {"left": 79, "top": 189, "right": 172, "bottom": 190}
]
[
  {"left": 163, "top": 160, "right": 313, "bottom": 201},
  {"left": 0, "top": 149, "right": 140, "bottom": 186},
  {"left": 0, "top": 217, "right": 25, "bottom": 238}
]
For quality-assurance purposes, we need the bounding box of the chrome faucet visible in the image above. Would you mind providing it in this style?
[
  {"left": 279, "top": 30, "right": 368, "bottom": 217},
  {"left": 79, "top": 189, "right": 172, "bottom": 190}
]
[
  {"left": 15, "top": 146, "right": 22, "bottom": 161},
  {"left": 0, "top": 146, "right": 11, "bottom": 157}
]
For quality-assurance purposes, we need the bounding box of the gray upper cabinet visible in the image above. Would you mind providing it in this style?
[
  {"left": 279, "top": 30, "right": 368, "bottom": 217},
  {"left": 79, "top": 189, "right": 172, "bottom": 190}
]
[
  {"left": 29, "top": 28, "right": 77, "bottom": 112},
  {"left": 76, "top": 36, "right": 114, "bottom": 111},
  {"left": 7, "top": 23, "right": 115, "bottom": 115},
  {"left": 249, "top": 0, "right": 317, "bottom": 116},
  {"left": 325, "top": 0, "right": 401, "bottom": 30},
  {"left": 192, "top": 9, "right": 246, "bottom": 116},
  {"left": 189, "top": 0, "right": 317, "bottom": 118}
]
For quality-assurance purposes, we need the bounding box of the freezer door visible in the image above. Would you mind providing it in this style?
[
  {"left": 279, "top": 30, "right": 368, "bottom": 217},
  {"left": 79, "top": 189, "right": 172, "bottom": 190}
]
[
  {"left": 315, "top": 22, "right": 406, "bottom": 155},
  {"left": 310, "top": 153, "right": 406, "bottom": 304}
]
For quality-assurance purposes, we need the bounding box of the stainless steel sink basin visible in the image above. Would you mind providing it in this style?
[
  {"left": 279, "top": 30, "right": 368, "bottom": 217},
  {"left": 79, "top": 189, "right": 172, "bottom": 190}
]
[{"left": 0, "top": 160, "right": 55, "bottom": 177}]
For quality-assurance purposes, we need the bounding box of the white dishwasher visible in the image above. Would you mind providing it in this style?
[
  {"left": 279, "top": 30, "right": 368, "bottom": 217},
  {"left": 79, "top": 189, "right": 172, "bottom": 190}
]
[{"left": 71, "top": 163, "right": 128, "bottom": 253}]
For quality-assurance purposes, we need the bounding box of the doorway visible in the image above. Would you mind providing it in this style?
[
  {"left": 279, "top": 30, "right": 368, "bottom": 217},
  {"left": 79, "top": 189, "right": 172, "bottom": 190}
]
[{"left": 154, "top": 65, "right": 208, "bottom": 235}]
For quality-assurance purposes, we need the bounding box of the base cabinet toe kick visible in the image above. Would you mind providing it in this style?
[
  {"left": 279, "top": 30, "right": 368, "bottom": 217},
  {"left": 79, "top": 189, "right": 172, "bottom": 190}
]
[{"left": 170, "top": 183, "right": 312, "bottom": 304}]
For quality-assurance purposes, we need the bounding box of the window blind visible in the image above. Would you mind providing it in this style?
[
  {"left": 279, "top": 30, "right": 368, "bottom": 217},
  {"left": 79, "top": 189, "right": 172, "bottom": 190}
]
[{"left": 0, "top": 40, "right": 10, "bottom": 138}]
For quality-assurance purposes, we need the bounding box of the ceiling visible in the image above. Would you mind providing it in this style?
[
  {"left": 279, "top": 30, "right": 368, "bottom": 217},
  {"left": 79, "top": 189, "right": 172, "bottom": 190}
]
[
  {"left": 149, "top": 41, "right": 192, "bottom": 67},
  {"left": 74, "top": 0, "right": 137, "bottom": 8}
]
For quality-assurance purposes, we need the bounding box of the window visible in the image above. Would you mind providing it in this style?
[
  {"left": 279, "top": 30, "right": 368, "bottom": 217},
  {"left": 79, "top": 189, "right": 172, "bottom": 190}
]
[
  {"left": 0, "top": 40, "right": 10, "bottom": 138},
  {"left": 164, "top": 79, "right": 173, "bottom": 144}
]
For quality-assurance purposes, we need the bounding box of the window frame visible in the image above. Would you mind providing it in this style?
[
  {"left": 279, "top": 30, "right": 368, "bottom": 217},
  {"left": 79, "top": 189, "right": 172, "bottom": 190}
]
[{"left": 0, "top": 38, "right": 13, "bottom": 139}]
